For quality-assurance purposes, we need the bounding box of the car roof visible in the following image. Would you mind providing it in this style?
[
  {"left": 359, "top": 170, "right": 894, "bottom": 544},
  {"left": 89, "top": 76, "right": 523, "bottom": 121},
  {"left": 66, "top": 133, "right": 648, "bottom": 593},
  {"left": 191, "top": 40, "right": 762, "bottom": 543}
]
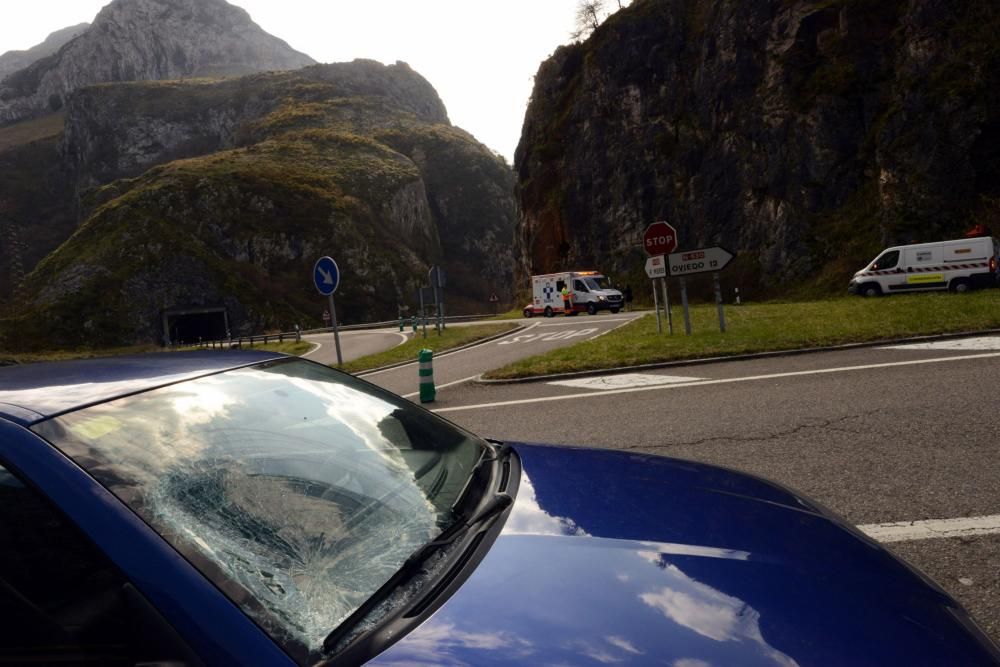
[{"left": 0, "top": 350, "right": 286, "bottom": 426}]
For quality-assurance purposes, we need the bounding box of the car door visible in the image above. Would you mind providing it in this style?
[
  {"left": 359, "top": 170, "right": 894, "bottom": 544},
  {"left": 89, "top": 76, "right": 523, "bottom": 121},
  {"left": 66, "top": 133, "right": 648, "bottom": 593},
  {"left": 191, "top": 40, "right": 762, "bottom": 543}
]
[{"left": 869, "top": 249, "right": 906, "bottom": 292}]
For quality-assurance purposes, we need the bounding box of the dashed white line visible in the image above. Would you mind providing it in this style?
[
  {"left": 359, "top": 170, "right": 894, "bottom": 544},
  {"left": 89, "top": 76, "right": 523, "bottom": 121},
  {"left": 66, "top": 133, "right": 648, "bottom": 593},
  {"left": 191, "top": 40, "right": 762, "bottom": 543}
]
[
  {"left": 432, "top": 351, "right": 1000, "bottom": 414},
  {"left": 859, "top": 514, "right": 1000, "bottom": 543}
]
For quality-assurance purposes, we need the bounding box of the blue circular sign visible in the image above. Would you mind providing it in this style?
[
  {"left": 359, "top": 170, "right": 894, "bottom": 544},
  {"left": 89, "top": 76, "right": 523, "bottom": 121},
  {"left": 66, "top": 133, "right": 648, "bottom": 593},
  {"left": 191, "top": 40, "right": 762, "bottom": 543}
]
[{"left": 313, "top": 256, "right": 340, "bottom": 296}]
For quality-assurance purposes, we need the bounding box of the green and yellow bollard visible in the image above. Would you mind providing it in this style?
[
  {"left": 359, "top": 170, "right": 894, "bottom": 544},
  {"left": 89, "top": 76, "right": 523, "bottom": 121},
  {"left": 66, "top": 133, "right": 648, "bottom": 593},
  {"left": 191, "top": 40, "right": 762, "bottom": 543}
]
[
  {"left": 418, "top": 348, "right": 436, "bottom": 403},
  {"left": 411, "top": 316, "right": 418, "bottom": 333},
  {"left": 399, "top": 317, "right": 405, "bottom": 332}
]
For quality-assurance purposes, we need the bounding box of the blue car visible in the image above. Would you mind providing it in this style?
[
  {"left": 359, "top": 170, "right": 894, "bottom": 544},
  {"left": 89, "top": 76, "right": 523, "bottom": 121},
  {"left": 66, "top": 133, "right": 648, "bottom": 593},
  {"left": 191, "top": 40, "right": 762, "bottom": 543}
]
[{"left": 0, "top": 352, "right": 997, "bottom": 666}]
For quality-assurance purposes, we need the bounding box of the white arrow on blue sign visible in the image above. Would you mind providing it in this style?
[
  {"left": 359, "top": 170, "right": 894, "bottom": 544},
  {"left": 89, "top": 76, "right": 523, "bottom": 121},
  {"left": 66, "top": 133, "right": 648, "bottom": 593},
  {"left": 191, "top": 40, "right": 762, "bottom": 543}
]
[{"left": 313, "top": 256, "right": 340, "bottom": 296}]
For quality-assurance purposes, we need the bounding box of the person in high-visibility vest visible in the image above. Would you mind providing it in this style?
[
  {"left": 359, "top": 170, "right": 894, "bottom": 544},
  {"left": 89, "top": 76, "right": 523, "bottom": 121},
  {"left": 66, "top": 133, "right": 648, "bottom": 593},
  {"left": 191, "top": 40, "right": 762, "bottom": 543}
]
[{"left": 561, "top": 285, "right": 573, "bottom": 316}]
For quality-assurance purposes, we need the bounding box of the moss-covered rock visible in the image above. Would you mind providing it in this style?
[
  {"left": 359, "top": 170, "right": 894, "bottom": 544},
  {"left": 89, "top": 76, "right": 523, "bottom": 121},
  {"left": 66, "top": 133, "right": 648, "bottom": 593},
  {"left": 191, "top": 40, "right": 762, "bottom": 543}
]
[{"left": 1, "top": 61, "right": 514, "bottom": 350}]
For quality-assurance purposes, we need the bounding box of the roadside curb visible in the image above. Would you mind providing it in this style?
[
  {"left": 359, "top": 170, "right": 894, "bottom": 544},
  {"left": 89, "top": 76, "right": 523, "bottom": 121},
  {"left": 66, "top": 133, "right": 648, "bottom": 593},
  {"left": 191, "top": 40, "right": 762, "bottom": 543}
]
[
  {"left": 475, "top": 327, "right": 1000, "bottom": 385},
  {"left": 354, "top": 324, "right": 525, "bottom": 376}
]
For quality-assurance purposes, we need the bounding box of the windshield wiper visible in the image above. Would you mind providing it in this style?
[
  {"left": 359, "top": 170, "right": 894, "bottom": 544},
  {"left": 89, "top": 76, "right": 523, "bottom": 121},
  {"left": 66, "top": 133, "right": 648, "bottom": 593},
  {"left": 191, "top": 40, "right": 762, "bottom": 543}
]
[{"left": 321, "top": 448, "right": 513, "bottom": 655}]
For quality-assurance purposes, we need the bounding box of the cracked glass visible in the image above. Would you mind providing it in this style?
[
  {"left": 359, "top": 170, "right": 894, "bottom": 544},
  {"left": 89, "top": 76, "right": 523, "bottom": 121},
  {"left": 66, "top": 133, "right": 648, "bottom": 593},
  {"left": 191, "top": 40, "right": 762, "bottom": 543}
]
[{"left": 32, "top": 358, "right": 484, "bottom": 664}]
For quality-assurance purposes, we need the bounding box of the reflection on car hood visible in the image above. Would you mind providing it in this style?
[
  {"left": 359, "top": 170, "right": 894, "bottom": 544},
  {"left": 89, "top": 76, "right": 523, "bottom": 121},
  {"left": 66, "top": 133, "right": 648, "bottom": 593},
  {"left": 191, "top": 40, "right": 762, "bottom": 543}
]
[{"left": 371, "top": 444, "right": 999, "bottom": 666}]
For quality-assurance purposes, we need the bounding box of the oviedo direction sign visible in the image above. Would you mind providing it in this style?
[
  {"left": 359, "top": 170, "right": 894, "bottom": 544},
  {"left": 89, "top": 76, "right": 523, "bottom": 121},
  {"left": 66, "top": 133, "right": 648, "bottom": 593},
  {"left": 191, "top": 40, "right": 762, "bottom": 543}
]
[
  {"left": 643, "top": 221, "right": 678, "bottom": 257},
  {"left": 667, "top": 246, "right": 737, "bottom": 335},
  {"left": 313, "top": 255, "right": 343, "bottom": 365},
  {"left": 667, "top": 246, "right": 735, "bottom": 277}
]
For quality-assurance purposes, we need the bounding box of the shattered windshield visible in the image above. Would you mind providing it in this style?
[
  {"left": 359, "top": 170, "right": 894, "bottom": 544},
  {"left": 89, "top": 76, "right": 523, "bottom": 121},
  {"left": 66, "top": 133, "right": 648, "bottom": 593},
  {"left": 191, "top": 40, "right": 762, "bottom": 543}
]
[{"left": 31, "top": 358, "right": 484, "bottom": 663}]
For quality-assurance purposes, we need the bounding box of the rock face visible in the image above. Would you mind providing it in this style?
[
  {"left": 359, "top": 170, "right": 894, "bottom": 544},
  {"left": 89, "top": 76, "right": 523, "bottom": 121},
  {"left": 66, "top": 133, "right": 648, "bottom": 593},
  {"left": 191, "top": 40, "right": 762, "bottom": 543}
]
[
  {"left": 1, "top": 61, "right": 515, "bottom": 349},
  {"left": 0, "top": 0, "right": 314, "bottom": 126},
  {"left": 515, "top": 0, "right": 1000, "bottom": 296},
  {"left": 0, "top": 23, "right": 90, "bottom": 82}
]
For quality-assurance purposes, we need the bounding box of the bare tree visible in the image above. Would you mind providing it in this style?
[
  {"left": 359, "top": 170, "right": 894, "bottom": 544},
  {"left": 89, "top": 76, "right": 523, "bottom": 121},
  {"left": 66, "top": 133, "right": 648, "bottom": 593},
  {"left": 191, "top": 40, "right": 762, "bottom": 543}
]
[{"left": 571, "top": 0, "right": 606, "bottom": 40}]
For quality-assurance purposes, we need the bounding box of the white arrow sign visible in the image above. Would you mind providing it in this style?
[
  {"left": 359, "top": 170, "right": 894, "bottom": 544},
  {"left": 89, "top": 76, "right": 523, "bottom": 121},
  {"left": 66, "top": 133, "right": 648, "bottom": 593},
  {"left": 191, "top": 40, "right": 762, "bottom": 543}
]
[
  {"left": 645, "top": 255, "right": 667, "bottom": 279},
  {"left": 668, "top": 246, "right": 735, "bottom": 277},
  {"left": 318, "top": 266, "right": 334, "bottom": 285}
]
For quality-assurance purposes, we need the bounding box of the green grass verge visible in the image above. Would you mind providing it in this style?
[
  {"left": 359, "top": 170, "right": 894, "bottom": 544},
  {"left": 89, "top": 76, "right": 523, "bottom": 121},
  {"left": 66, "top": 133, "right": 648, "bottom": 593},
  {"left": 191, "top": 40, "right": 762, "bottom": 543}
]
[
  {"left": 483, "top": 291, "right": 1000, "bottom": 379},
  {"left": 339, "top": 323, "right": 519, "bottom": 373}
]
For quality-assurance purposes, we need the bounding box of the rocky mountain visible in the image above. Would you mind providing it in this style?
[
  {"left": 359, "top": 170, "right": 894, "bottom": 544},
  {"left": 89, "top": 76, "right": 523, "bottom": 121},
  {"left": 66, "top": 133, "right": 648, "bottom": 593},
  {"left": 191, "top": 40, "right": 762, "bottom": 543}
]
[
  {"left": 0, "top": 61, "right": 515, "bottom": 350},
  {"left": 0, "top": 0, "right": 314, "bottom": 126},
  {"left": 515, "top": 0, "right": 1000, "bottom": 297},
  {"left": 0, "top": 23, "right": 90, "bottom": 82}
]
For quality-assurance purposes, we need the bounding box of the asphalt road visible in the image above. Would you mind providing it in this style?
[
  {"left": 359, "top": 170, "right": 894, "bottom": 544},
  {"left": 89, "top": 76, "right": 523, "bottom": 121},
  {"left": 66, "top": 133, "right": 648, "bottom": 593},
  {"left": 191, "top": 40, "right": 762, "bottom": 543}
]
[
  {"left": 382, "top": 336, "right": 1000, "bottom": 645},
  {"left": 303, "top": 328, "right": 410, "bottom": 365},
  {"left": 360, "top": 312, "right": 641, "bottom": 397}
]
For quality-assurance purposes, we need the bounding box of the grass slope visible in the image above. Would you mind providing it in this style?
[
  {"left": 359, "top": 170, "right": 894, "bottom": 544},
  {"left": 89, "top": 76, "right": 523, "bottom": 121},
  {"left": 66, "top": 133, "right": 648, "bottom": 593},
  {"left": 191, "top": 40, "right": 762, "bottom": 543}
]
[{"left": 484, "top": 291, "right": 1000, "bottom": 379}]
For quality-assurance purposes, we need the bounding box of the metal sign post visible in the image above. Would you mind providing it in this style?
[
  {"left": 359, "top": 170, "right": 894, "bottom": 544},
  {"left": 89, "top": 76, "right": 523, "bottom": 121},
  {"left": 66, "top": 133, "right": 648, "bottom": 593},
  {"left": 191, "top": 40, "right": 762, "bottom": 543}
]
[
  {"left": 645, "top": 255, "right": 667, "bottom": 335},
  {"left": 679, "top": 277, "right": 692, "bottom": 335},
  {"left": 652, "top": 279, "right": 662, "bottom": 333},
  {"left": 418, "top": 288, "right": 427, "bottom": 339},
  {"left": 713, "top": 272, "right": 727, "bottom": 333},
  {"left": 429, "top": 266, "right": 446, "bottom": 332},
  {"left": 660, "top": 277, "right": 673, "bottom": 335},
  {"left": 313, "top": 256, "right": 343, "bottom": 365}
]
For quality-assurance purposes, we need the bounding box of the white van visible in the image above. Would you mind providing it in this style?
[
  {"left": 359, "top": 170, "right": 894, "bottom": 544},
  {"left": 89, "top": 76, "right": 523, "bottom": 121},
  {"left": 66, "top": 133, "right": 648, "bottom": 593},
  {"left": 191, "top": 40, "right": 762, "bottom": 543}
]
[
  {"left": 848, "top": 237, "right": 1000, "bottom": 297},
  {"left": 524, "top": 271, "right": 623, "bottom": 317}
]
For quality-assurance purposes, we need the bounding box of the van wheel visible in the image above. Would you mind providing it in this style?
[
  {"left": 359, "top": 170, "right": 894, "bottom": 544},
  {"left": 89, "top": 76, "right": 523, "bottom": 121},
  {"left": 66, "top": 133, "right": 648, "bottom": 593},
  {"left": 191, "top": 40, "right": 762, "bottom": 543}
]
[
  {"left": 861, "top": 284, "right": 882, "bottom": 297},
  {"left": 587, "top": 303, "right": 597, "bottom": 315},
  {"left": 523, "top": 308, "right": 533, "bottom": 318},
  {"left": 950, "top": 278, "right": 972, "bottom": 293},
  {"left": 610, "top": 307, "right": 620, "bottom": 314},
  {"left": 544, "top": 306, "right": 553, "bottom": 318}
]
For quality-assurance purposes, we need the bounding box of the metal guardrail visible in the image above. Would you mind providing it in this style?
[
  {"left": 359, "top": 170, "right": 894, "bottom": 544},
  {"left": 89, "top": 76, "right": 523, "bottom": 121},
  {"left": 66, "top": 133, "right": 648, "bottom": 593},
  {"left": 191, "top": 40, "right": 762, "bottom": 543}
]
[{"left": 194, "top": 313, "right": 500, "bottom": 349}]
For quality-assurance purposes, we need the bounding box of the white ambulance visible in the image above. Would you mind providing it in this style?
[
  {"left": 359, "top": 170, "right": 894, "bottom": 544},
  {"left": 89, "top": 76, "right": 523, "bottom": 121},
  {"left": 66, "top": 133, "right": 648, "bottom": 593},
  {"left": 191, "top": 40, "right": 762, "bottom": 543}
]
[
  {"left": 848, "top": 236, "right": 1000, "bottom": 297},
  {"left": 523, "top": 271, "right": 624, "bottom": 317}
]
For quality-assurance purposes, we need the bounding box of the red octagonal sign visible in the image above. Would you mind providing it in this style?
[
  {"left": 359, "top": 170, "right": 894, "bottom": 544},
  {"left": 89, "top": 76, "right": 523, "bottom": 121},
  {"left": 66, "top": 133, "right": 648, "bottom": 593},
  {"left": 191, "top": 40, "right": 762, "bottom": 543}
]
[{"left": 643, "top": 221, "right": 678, "bottom": 257}]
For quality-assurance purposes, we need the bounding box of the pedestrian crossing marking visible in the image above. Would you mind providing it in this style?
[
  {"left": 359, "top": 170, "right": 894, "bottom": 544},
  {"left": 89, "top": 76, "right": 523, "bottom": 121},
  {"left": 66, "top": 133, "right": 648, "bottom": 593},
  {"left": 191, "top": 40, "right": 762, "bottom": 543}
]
[
  {"left": 549, "top": 373, "right": 705, "bottom": 390},
  {"left": 881, "top": 336, "right": 1000, "bottom": 351}
]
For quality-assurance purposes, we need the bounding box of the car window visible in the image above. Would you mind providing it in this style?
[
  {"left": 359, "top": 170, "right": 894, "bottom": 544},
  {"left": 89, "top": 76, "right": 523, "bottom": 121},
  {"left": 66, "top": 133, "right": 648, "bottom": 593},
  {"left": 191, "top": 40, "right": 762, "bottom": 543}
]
[
  {"left": 573, "top": 280, "right": 587, "bottom": 291},
  {"left": 872, "top": 250, "right": 900, "bottom": 270},
  {"left": 32, "top": 358, "right": 484, "bottom": 664},
  {"left": 0, "top": 462, "right": 196, "bottom": 665}
]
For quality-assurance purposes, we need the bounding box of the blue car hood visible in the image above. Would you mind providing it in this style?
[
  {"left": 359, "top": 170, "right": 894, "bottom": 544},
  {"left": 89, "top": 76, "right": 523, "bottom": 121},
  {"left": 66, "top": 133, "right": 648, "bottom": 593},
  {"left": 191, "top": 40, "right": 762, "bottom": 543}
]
[{"left": 370, "top": 444, "right": 998, "bottom": 666}]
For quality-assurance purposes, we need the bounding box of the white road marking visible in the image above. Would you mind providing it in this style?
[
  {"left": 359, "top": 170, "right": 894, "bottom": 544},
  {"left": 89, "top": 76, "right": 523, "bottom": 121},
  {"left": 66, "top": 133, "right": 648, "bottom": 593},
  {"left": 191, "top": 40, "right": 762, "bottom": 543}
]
[
  {"left": 858, "top": 514, "right": 1000, "bottom": 543},
  {"left": 590, "top": 314, "right": 642, "bottom": 340},
  {"left": 433, "top": 351, "right": 1000, "bottom": 413},
  {"left": 881, "top": 336, "right": 1000, "bottom": 351},
  {"left": 549, "top": 373, "right": 706, "bottom": 390},
  {"left": 533, "top": 316, "right": 638, "bottom": 327},
  {"left": 499, "top": 328, "right": 599, "bottom": 345},
  {"left": 301, "top": 342, "right": 322, "bottom": 358},
  {"left": 361, "top": 323, "right": 535, "bottom": 377},
  {"left": 402, "top": 375, "right": 479, "bottom": 399}
]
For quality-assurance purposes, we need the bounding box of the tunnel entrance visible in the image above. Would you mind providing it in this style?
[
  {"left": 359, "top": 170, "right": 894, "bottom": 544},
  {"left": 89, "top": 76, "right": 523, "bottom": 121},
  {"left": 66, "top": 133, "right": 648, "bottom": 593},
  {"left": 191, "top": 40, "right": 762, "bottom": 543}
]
[{"left": 162, "top": 307, "right": 229, "bottom": 346}]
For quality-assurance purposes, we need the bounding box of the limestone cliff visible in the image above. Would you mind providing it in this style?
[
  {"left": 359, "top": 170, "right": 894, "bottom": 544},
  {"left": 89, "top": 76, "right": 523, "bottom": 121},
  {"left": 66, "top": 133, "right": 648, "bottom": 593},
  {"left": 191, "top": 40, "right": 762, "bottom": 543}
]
[
  {"left": 515, "top": 0, "right": 1000, "bottom": 296},
  {"left": 1, "top": 62, "right": 515, "bottom": 349},
  {"left": 0, "top": 0, "right": 314, "bottom": 126}
]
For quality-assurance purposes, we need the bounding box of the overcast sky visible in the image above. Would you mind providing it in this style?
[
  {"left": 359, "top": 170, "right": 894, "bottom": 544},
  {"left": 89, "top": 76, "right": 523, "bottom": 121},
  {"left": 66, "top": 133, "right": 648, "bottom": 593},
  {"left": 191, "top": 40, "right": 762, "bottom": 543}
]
[{"left": 0, "top": 0, "right": 624, "bottom": 162}]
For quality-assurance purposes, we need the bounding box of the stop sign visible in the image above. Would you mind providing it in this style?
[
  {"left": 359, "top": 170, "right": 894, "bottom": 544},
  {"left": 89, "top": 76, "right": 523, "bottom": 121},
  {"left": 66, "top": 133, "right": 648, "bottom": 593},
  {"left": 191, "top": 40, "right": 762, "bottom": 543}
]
[{"left": 643, "top": 221, "right": 678, "bottom": 257}]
